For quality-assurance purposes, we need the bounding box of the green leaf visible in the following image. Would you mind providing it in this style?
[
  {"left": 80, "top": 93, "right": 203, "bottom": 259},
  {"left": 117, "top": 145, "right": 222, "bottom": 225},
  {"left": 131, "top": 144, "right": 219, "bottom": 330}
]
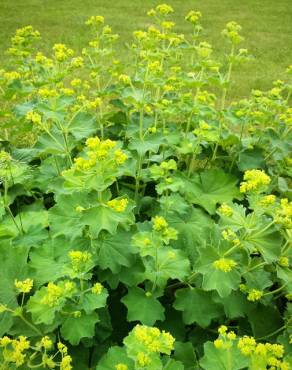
[
  {"left": 121, "top": 287, "right": 165, "bottom": 326},
  {"left": 196, "top": 246, "right": 241, "bottom": 297},
  {"left": 67, "top": 112, "right": 97, "bottom": 140},
  {"left": 181, "top": 169, "right": 241, "bottom": 214},
  {"left": 81, "top": 202, "right": 135, "bottom": 238},
  {"left": 144, "top": 248, "right": 190, "bottom": 288},
  {"left": 28, "top": 236, "right": 72, "bottom": 286},
  {"left": 0, "top": 242, "right": 29, "bottom": 335},
  {"left": 96, "top": 346, "right": 134, "bottom": 370},
  {"left": 167, "top": 208, "right": 213, "bottom": 263},
  {"left": 93, "top": 230, "right": 137, "bottom": 273},
  {"left": 174, "top": 288, "right": 222, "bottom": 327},
  {"left": 174, "top": 341, "right": 198, "bottom": 370},
  {"left": 200, "top": 341, "right": 248, "bottom": 370},
  {"left": 27, "top": 287, "right": 60, "bottom": 325},
  {"left": 81, "top": 290, "right": 108, "bottom": 314},
  {"left": 60, "top": 311, "right": 99, "bottom": 345}
]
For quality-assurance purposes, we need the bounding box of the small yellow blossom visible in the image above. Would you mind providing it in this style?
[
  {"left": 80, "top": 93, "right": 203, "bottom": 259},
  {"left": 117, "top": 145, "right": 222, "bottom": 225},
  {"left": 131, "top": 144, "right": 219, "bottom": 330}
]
[
  {"left": 115, "top": 364, "right": 128, "bottom": 370},
  {"left": 213, "top": 258, "right": 237, "bottom": 272},
  {"left": 218, "top": 325, "right": 228, "bottom": 335},
  {"left": 237, "top": 335, "right": 256, "bottom": 356},
  {"left": 60, "top": 354, "right": 73, "bottom": 370},
  {"left": 92, "top": 282, "right": 103, "bottom": 295},
  {"left": 85, "top": 15, "right": 105, "bottom": 26},
  {"left": 107, "top": 198, "right": 128, "bottom": 212},
  {"left": 26, "top": 111, "right": 42, "bottom": 125},
  {"left": 240, "top": 169, "right": 271, "bottom": 193},
  {"left": 137, "top": 352, "right": 151, "bottom": 367},
  {"left": 247, "top": 289, "right": 263, "bottom": 302},
  {"left": 214, "top": 339, "right": 223, "bottom": 349},
  {"left": 14, "top": 278, "right": 33, "bottom": 294},
  {"left": 218, "top": 203, "right": 233, "bottom": 217},
  {"left": 156, "top": 4, "right": 174, "bottom": 15},
  {"left": 278, "top": 256, "right": 289, "bottom": 267},
  {"left": 152, "top": 216, "right": 168, "bottom": 231},
  {"left": 40, "top": 336, "right": 53, "bottom": 350}
]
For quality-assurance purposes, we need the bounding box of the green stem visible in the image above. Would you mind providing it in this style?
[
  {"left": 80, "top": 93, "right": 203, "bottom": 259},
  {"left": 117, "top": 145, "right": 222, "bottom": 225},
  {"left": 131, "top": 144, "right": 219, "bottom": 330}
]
[{"left": 18, "top": 313, "right": 43, "bottom": 336}]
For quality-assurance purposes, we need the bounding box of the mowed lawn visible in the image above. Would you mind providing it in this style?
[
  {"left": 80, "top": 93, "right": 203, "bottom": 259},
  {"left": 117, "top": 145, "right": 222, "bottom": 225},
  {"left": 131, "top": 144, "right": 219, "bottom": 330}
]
[{"left": 0, "top": 0, "right": 291, "bottom": 98}]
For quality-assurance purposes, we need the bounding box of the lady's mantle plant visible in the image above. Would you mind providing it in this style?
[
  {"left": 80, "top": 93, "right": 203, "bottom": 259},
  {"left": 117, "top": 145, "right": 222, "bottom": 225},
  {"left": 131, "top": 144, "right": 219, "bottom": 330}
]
[{"left": 0, "top": 3, "right": 291, "bottom": 369}]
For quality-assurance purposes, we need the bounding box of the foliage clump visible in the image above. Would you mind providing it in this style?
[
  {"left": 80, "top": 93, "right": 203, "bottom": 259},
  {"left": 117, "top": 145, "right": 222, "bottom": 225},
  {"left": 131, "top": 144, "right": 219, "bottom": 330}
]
[{"left": 0, "top": 3, "right": 291, "bottom": 369}]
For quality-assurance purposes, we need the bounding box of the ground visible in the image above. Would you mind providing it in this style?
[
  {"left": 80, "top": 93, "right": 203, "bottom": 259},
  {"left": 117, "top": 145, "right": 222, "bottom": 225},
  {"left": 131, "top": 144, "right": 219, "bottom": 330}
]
[{"left": 1, "top": 0, "right": 291, "bottom": 98}]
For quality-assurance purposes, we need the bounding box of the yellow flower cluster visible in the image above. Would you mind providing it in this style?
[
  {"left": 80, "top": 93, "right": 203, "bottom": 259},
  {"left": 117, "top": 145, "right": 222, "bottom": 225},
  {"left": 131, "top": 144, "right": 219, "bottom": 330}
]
[
  {"left": 213, "top": 258, "right": 237, "bottom": 272},
  {"left": 247, "top": 288, "right": 263, "bottom": 302},
  {"left": 60, "top": 354, "right": 73, "bottom": 370},
  {"left": 185, "top": 10, "right": 202, "bottom": 24},
  {"left": 155, "top": 4, "right": 174, "bottom": 15},
  {"left": 133, "top": 325, "right": 175, "bottom": 354},
  {"left": 7, "top": 25, "right": 40, "bottom": 57},
  {"left": 152, "top": 216, "right": 178, "bottom": 242},
  {"left": 275, "top": 198, "right": 292, "bottom": 229},
  {"left": 152, "top": 216, "right": 168, "bottom": 231},
  {"left": 115, "top": 364, "right": 128, "bottom": 370},
  {"left": 69, "top": 250, "right": 92, "bottom": 272},
  {"left": 73, "top": 137, "right": 128, "bottom": 171},
  {"left": 39, "top": 336, "right": 53, "bottom": 350},
  {"left": 278, "top": 256, "right": 289, "bottom": 267},
  {"left": 107, "top": 198, "right": 128, "bottom": 212},
  {"left": 14, "top": 278, "right": 33, "bottom": 294},
  {"left": 260, "top": 194, "right": 276, "bottom": 206},
  {"left": 53, "top": 43, "right": 74, "bottom": 62},
  {"left": 38, "top": 87, "right": 58, "bottom": 99},
  {"left": 0, "top": 150, "right": 12, "bottom": 163},
  {"left": 240, "top": 169, "right": 271, "bottom": 193},
  {"left": 0, "top": 335, "right": 30, "bottom": 367},
  {"left": 41, "top": 282, "right": 66, "bottom": 307},
  {"left": 35, "top": 52, "right": 53, "bottom": 67},
  {"left": 218, "top": 203, "right": 233, "bottom": 217},
  {"left": 137, "top": 352, "right": 151, "bottom": 366},
  {"left": 214, "top": 326, "right": 237, "bottom": 350},
  {"left": 222, "top": 21, "right": 243, "bottom": 44},
  {"left": 92, "top": 282, "right": 103, "bottom": 295},
  {"left": 221, "top": 228, "right": 240, "bottom": 246},
  {"left": 25, "top": 111, "right": 42, "bottom": 125},
  {"left": 119, "top": 74, "right": 131, "bottom": 85},
  {"left": 85, "top": 15, "right": 105, "bottom": 26},
  {"left": 3, "top": 71, "right": 21, "bottom": 82}
]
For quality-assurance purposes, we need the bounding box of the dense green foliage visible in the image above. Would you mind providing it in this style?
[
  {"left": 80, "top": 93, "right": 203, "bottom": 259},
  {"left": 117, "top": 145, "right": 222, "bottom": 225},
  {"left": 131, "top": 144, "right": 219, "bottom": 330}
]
[{"left": 0, "top": 4, "right": 291, "bottom": 369}]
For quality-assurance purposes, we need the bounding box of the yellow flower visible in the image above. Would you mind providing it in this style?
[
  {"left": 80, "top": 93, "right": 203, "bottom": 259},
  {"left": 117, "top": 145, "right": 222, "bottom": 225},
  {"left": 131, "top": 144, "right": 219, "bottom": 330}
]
[
  {"left": 14, "top": 278, "right": 33, "bottom": 294},
  {"left": 156, "top": 4, "right": 174, "bottom": 15},
  {"left": 60, "top": 355, "right": 73, "bottom": 370},
  {"left": 115, "top": 364, "right": 128, "bottom": 370},
  {"left": 278, "top": 256, "right": 289, "bottom": 267},
  {"left": 92, "top": 282, "right": 103, "bottom": 295},
  {"left": 85, "top": 15, "right": 105, "bottom": 26},
  {"left": 69, "top": 250, "right": 92, "bottom": 272},
  {"left": 40, "top": 336, "right": 53, "bottom": 350},
  {"left": 227, "top": 331, "right": 236, "bottom": 340},
  {"left": 213, "top": 258, "right": 237, "bottom": 272},
  {"left": 237, "top": 335, "right": 256, "bottom": 356},
  {"left": 275, "top": 198, "right": 292, "bottom": 229},
  {"left": 218, "top": 203, "right": 233, "bottom": 217},
  {"left": 218, "top": 325, "right": 228, "bottom": 335},
  {"left": 185, "top": 10, "right": 202, "bottom": 24},
  {"left": 71, "top": 78, "right": 82, "bottom": 87},
  {"left": 4, "top": 71, "right": 21, "bottom": 81},
  {"left": 260, "top": 194, "right": 276, "bottom": 206},
  {"left": 137, "top": 352, "right": 151, "bottom": 366},
  {"left": 240, "top": 169, "right": 271, "bottom": 193},
  {"left": 119, "top": 74, "right": 131, "bottom": 85},
  {"left": 214, "top": 339, "right": 223, "bottom": 349},
  {"left": 107, "top": 198, "right": 128, "bottom": 212},
  {"left": 247, "top": 289, "right": 263, "bottom": 302},
  {"left": 152, "top": 216, "right": 168, "bottom": 231},
  {"left": 41, "top": 282, "right": 63, "bottom": 307},
  {"left": 25, "top": 111, "right": 42, "bottom": 125},
  {"left": 114, "top": 149, "right": 128, "bottom": 164}
]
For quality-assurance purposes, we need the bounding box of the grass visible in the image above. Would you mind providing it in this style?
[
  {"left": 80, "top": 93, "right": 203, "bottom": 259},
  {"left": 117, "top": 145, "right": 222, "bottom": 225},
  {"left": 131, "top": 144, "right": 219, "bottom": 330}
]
[{"left": 0, "top": 0, "right": 291, "bottom": 98}]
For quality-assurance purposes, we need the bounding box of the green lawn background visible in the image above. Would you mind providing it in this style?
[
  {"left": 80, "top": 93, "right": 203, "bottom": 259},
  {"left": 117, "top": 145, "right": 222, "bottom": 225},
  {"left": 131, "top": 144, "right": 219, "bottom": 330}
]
[{"left": 0, "top": 0, "right": 291, "bottom": 98}]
